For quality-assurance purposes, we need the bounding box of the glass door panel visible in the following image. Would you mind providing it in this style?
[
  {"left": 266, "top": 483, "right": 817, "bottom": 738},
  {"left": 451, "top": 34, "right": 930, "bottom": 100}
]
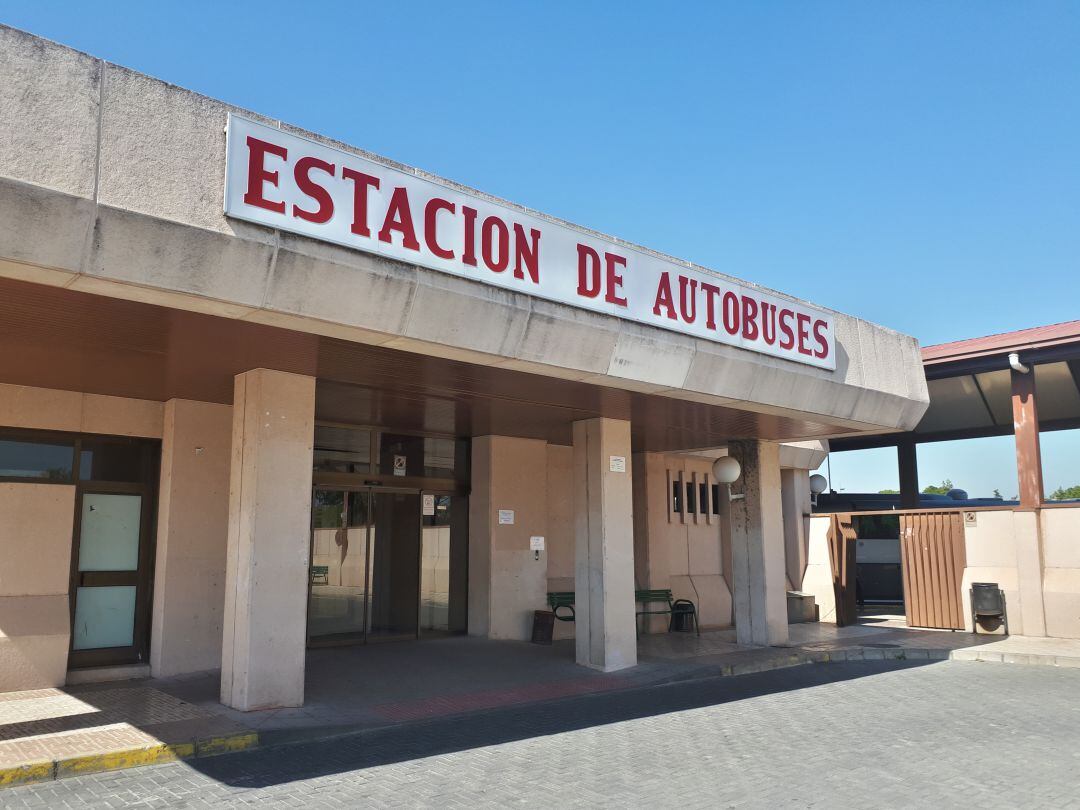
[
  {"left": 308, "top": 490, "right": 370, "bottom": 642},
  {"left": 71, "top": 493, "right": 142, "bottom": 652},
  {"left": 78, "top": 494, "right": 141, "bottom": 571},
  {"left": 73, "top": 586, "right": 137, "bottom": 649},
  {"left": 367, "top": 491, "right": 421, "bottom": 641},
  {"left": 420, "top": 494, "right": 468, "bottom": 635}
]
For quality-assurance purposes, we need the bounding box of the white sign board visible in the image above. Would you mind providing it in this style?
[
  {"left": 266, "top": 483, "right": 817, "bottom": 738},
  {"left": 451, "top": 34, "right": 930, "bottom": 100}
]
[
  {"left": 224, "top": 115, "right": 836, "bottom": 369},
  {"left": 530, "top": 536, "right": 545, "bottom": 552},
  {"left": 498, "top": 509, "right": 515, "bottom": 525},
  {"left": 393, "top": 455, "right": 406, "bottom": 477},
  {"left": 609, "top": 455, "right": 627, "bottom": 473},
  {"left": 422, "top": 494, "right": 436, "bottom": 516}
]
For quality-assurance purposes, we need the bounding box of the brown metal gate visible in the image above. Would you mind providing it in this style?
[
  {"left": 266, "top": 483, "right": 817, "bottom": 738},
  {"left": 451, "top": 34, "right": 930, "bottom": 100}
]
[
  {"left": 899, "top": 511, "right": 967, "bottom": 630},
  {"left": 827, "top": 513, "right": 858, "bottom": 627}
]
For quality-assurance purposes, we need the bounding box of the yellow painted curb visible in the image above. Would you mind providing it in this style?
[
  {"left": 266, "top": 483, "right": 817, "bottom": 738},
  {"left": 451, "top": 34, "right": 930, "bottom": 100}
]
[
  {"left": 55, "top": 742, "right": 193, "bottom": 779},
  {"left": 0, "top": 731, "right": 262, "bottom": 790},
  {"left": 0, "top": 760, "right": 54, "bottom": 788},
  {"left": 197, "top": 732, "right": 259, "bottom": 757}
]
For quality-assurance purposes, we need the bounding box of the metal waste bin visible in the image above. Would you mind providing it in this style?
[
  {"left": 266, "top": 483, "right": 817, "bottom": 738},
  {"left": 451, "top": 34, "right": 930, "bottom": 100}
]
[
  {"left": 531, "top": 610, "right": 555, "bottom": 645},
  {"left": 669, "top": 599, "right": 697, "bottom": 634},
  {"left": 971, "top": 582, "right": 1008, "bottom": 635}
]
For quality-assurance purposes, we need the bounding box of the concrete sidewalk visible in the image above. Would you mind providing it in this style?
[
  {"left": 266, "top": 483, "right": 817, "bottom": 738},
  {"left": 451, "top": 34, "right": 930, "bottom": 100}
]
[{"left": 2, "top": 624, "right": 1078, "bottom": 788}]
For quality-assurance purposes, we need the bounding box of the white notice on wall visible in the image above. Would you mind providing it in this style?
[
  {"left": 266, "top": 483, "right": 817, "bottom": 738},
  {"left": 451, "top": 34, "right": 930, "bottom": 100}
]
[
  {"left": 530, "top": 536, "right": 545, "bottom": 552},
  {"left": 609, "top": 455, "right": 626, "bottom": 473},
  {"left": 422, "top": 494, "right": 436, "bottom": 516},
  {"left": 498, "top": 509, "right": 515, "bottom": 525},
  {"left": 393, "top": 454, "right": 406, "bottom": 476}
]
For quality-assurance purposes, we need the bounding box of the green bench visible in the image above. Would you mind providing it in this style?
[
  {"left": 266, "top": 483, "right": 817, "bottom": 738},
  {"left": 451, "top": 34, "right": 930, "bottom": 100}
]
[
  {"left": 548, "top": 591, "right": 577, "bottom": 622},
  {"left": 311, "top": 565, "right": 329, "bottom": 585},
  {"left": 635, "top": 589, "right": 700, "bottom": 636},
  {"left": 546, "top": 589, "right": 699, "bottom": 635}
]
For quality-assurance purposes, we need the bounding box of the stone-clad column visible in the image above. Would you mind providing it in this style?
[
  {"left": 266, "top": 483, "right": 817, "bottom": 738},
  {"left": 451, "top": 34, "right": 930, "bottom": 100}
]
[
  {"left": 573, "top": 418, "right": 637, "bottom": 671},
  {"left": 221, "top": 369, "right": 315, "bottom": 711},
  {"left": 728, "top": 440, "right": 788, "bottom": 647}
]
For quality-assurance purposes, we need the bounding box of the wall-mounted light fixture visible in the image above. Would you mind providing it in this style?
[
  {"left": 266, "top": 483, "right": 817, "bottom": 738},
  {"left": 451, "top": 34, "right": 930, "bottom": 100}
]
[
  {"left": 809, "top": 473, "right": 828, "bottom": 508},
  {"left": 712, "top": 456, "right": 744, "bottom": 501}
]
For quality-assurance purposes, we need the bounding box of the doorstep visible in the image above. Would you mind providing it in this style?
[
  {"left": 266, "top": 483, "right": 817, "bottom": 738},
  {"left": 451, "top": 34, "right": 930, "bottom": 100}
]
[{"left": 65, "top": 664, "right": 151, "bottom": 686}]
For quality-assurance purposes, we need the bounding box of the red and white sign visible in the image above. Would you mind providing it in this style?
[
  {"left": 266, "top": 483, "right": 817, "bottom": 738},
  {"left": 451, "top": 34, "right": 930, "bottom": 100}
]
[{"left": 224, "top": 115, "right": 835, "bottom": 369}]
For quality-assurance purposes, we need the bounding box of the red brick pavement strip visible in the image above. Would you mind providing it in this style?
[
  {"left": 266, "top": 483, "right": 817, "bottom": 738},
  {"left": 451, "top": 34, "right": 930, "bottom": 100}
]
[{"left": 371, "top": 676, "right": 630, "bottom": 721}]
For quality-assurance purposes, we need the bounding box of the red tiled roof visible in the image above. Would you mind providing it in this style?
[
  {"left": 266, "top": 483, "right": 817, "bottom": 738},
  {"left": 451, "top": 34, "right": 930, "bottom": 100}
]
[{"left": 922, "top": 320, "right": 1080, "bottom": 364}]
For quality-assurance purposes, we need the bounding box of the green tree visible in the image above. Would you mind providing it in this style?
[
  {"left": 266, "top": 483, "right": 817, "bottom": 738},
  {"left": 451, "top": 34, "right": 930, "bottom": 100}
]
[
  {"left": 878, "top": 488, "right": 899, "bottom": 494},
  {"left": 1049, "top": 485, "right": 1080, "bottom": 501},
  {"left": 921, "top": 479, "right": 954, "bottom": 496},
  {"left": 993, "top": 488, "right": 1002, "bottom": 499}
]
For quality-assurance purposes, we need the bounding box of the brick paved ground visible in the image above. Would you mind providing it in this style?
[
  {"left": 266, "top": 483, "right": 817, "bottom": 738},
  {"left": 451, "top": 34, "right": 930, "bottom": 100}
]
[{"left": 5, "top": 660, "right": 1080, "bottom": 808}]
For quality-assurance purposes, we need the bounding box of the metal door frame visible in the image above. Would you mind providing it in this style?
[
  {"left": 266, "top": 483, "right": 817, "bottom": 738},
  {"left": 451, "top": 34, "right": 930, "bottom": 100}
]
[{"left": 306, "top": 482, "right": 458, "bottom": 648}]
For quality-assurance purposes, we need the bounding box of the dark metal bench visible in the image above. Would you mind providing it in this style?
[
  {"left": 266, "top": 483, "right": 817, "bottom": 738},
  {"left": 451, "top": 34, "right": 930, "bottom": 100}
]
[
  {"left": 545, "top": 590, "right": 699, "bottom": 636},
  {"left": 635, "top": 588, "right": 699, "bottom": 636}
]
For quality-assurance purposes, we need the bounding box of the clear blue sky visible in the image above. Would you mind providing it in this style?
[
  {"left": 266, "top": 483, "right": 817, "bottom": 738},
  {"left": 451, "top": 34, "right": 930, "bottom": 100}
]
[{"left": 5, "top": 2, "right": 1080, "bottom": 492}]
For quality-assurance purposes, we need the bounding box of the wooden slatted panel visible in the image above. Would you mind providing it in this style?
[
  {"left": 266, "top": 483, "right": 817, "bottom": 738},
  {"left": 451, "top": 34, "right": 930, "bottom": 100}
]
[
  {"left": 827, "top": 513, "right": 858, "bottom": 627},
  {"left": 899, "top": 511, "right": 967, "bottom": 630}
]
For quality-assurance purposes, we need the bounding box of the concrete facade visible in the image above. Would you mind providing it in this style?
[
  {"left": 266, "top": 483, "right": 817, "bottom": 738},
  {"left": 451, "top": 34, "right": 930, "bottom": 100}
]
[
  {"left": 0, "top": 25, "right": 927, "bottom": 440},
  {"left": 0, "top": 25, "right": 936, "bottom": 707}
]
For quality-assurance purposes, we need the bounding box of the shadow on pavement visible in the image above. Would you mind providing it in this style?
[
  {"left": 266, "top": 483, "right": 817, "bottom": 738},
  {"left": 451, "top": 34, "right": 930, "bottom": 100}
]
[{"left": 183, "top": 658, "right": 938, "bottom": 789}]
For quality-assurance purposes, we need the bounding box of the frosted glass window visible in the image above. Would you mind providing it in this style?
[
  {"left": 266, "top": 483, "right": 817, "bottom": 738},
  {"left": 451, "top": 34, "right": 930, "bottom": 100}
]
[
  {"left": 78, "top": 494, "right": 142, "bottom": 572},
  {"left": 72, "top": 586, "right": 136, "bottom": 649}
]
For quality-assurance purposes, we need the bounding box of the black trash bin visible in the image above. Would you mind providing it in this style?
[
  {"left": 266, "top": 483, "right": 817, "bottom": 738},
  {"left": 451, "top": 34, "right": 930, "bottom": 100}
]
[
  {"left": 531, "top": 610, "right": 556, "bottom": 645},
  {"left": 971, "top": 582, "right": 1009, "bottom": 635},
  {"left": 669, "top": 599, "right": 698, "bottom": 634}
]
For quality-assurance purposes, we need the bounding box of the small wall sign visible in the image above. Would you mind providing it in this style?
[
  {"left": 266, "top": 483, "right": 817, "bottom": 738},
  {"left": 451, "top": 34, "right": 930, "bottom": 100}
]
[
  {"left": 530, "top": 536, "right": 545, "bottom": 551},
  {"left": 964, "top": 511, "right": 977, "bottom": 527},
  {"left": 422, "top": 494, "right": 436, "bottom": 516},
  {"left": 498, "top": 509, "right": 515, "bottom": 525},
  {"left": 393, "top": 455, "right": 406, "bottom": 476},
  {"left": 609, "top": 455, "right": 626, "bottom": 473}
]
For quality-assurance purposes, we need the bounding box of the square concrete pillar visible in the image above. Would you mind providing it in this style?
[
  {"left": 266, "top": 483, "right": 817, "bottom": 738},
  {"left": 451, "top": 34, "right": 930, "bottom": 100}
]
[
  {"left": 221, "top": 370, "right": 315, "bottom": 711},
  {"left": 780, "top": 468, "right": 811, "bottom": 592},
  {"left": 728, "top": 440, "right": 788, "bottom": 647},
  {"left": 151, "top": 399, "right": 233, "bottom": 678},
  {"left": 573, "top": 418, "right": 637, "bottom": 672}
]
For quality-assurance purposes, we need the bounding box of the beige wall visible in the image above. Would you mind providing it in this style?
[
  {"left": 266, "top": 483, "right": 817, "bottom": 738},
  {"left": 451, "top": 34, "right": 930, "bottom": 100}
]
[
  {"left": 150, "top": 399, "right": 232, "bottom": 677},
  {"left": 0, "top": 383, "right": 163, "bottom": 438},
  {"left": 545, "top": 444, "right": 576, "bottom": 640},
  {"left": 468, "top": 436, "right": 550, "bottom": 640},
  {"left": 627, "top": 453, "right": 733, "bottom": 631},
  {"left": 802, "top": 516, "right": 836, "bottom": 623},
  {"left": 1039, "top": 508, "right": 1080, "bottom": 638},
  {"left": 960, "top": 509, "right": 1023, "bottom": 635},
  {"left": 0, "top": 483, "right": 76, "bottom": 690}
]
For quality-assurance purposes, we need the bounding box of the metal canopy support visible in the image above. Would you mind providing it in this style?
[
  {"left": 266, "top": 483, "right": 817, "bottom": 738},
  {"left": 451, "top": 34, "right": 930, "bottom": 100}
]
[
  {"left": 898, "top": 439, "right": 920, "bottom": 509},
  {"left": 1011, "top": 366, "right": 1044, "bottom": 509}
]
